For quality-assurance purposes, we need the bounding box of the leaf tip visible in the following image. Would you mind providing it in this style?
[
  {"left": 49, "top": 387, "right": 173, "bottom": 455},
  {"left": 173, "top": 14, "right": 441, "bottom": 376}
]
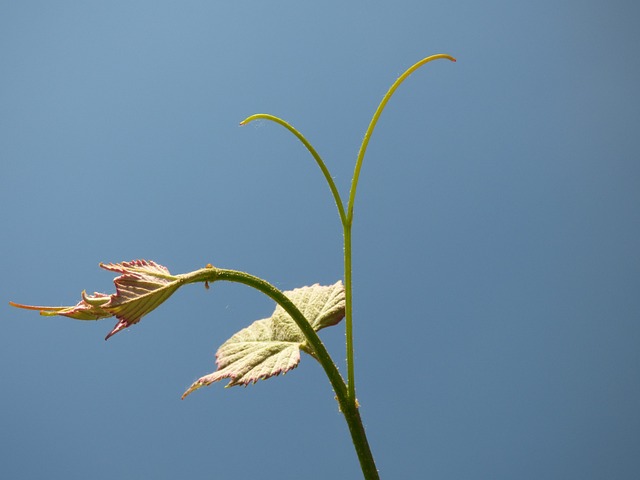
[
  {"left": 104, "top": 319, "right": 127, "bottom": 340},
  {"left": 9, "top": 301, "right": 39, "bottom": 311},
  {"left": 181, "top": 381, "right": 203, "bottom": 400}
]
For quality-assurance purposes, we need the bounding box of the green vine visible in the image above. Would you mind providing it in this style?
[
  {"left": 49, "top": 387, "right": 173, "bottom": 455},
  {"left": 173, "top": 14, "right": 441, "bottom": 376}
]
[{"left": 10, "top": 54, "right": 455, "bottom": 480}]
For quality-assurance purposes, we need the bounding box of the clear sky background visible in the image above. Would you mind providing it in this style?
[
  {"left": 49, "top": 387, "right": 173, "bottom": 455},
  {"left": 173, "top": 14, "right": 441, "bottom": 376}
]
[{"left": 1, "top": 1, "right": 639, "bottom": 479}]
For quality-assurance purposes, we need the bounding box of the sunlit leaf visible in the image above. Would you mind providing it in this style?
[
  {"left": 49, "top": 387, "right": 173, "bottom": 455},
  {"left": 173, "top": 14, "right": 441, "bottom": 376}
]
[
  {"left": 10, "top": 260, "right": 182, "bottom": 340},
  {"left": 182, "top": 281, "right": 344, "bottom": 398},
  {"left": 99, "top": 260, "right": 181, "bottom": 339}
]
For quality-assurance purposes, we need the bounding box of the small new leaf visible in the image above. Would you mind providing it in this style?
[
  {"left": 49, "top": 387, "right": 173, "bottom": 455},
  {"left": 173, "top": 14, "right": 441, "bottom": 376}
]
[
  {"left": 99, "top": 261, "right": 182, "bottom": 339},
  {"left": 10, "top": 260, "right": 182, "bottom": 340},
  {"left": 182, "top": 281, "right": 344, "bottom": 398}
]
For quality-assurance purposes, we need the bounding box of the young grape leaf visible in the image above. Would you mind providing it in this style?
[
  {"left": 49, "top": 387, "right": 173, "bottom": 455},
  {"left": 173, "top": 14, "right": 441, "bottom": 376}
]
[
  {"left": 10, "top": 260, "right": 182, "bottom": 340},
  {"left": 182, "top": 281, "right": 344, "bottom": 398},
  {"left": 99, "top": 260, "right": 182, "bottom": 339}
]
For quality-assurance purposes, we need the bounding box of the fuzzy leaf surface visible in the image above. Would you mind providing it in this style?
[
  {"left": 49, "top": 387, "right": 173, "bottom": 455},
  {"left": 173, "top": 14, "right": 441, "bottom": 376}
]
[{"left": 182, "top": 281, "right": 344, "bottom": 397}]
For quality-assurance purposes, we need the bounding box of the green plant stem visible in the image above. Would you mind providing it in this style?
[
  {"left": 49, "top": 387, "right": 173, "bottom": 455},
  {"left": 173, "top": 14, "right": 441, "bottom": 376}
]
[
  {"left": 347, "top": 53, "right": 456, "bottom": 223},
  {"left": 343, "top": 223, "right": 356, "bottom": 401},
  {"left": 240, "top": 113, "right": 347, "bottom": 226},
  {"left": 342, "top": 53, "right": 456, "bottom": 406},
  {"left": 239, "top": 112, "right": 359, "bottom": 402},
  {"left": 233, "top": 55, "right": 456, "bottom": 478},
  {"left": 184, "top": 266, "right": 379, "bottom": 479}
]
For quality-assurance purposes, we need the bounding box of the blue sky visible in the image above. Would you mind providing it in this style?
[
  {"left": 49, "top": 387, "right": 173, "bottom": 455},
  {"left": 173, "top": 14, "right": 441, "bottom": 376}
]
[{"left": 2, "top": 1, "right": 639, "bottom": 479}]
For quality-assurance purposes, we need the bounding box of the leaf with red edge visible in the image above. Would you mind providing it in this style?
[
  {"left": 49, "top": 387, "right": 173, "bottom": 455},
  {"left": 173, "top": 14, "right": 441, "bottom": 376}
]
[
  {"left": 99, "top": 260, "right": 181, "bottom": 339},
  {"left": 9, "top": 292, "right": 112, "bottom": 321},
  {"left": 182, "top": 281, "right": 344, "bottom": 398},
  {"left": 10, "top": 260, "right": 182, "bottom": 340}
]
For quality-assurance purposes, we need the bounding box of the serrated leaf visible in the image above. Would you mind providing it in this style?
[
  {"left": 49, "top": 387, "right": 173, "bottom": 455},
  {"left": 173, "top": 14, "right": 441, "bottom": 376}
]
[
  {"left": 182, "top": 281, "right": 344, "bottom": 398},
  {"left": 10, "top": 260, "right": 182, "bottom": 340},
  {"left": 272, "top": 280, "right": 346, "bottom": 332},
  {"left": 100, "top": 260, "right": 181, "bottom": 339}
]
